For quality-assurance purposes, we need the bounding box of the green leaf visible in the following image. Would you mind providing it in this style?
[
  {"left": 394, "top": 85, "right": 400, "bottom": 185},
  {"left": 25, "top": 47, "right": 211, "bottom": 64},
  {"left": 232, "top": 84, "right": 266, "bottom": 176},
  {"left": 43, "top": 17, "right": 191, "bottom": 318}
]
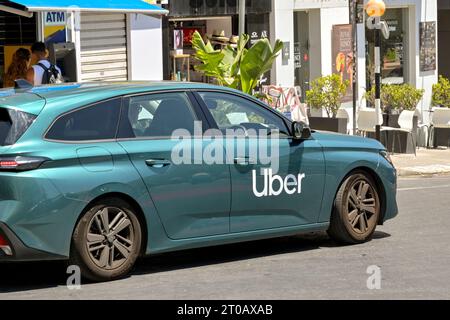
[{"left": 240, "top": 39, "right": 283, "bottom": 94}]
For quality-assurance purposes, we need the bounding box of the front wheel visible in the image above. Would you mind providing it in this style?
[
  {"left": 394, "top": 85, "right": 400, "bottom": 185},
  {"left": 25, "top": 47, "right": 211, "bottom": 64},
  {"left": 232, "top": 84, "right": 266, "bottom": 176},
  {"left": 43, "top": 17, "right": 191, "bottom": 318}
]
[
  {"left": 327, "top": 171, "right": 381, "bottom": 244},
  {"left": 70, "top": 198, "right": 142, "bottom": 282}
]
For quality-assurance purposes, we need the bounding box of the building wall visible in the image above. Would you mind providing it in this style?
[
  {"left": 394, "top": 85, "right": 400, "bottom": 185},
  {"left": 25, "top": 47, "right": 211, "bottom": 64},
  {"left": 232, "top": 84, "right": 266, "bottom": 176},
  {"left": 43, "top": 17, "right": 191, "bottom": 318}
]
[
  {"left": 206, "top": 17, "right": 233, "bottom": 37},
  {"left": 270, "top": 0, "right": 349, "bottom": 87},
  {"left": 128, "top": 14, "right": 163, "bottom": 81}
]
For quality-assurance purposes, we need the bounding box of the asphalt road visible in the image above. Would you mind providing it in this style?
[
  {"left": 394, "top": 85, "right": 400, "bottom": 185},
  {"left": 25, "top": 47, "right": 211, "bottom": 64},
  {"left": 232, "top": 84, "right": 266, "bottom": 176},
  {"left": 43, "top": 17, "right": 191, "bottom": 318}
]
[{"left": 1, "top": 176, "right": 450, "bottom": 300}]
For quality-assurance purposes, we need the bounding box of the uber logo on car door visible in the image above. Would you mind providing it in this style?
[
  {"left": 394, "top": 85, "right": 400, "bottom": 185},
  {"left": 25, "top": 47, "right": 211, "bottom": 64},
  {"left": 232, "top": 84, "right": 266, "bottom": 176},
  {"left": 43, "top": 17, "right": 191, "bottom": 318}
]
[{"left": 252, "top": 169, "right": 306, "bottom": 198}]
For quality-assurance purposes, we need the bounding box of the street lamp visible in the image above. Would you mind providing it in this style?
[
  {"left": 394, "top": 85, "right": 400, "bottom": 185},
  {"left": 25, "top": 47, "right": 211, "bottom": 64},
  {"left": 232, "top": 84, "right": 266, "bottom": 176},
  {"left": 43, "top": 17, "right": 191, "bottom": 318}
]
[{"left": 366, "top": 0, "right": 386, "bottom": 142}]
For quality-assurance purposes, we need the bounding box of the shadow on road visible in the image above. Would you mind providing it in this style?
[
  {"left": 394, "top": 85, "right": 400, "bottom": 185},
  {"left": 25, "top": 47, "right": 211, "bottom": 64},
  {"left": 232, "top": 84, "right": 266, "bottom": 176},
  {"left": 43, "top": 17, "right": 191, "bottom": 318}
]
[{"left": 0, "top": 231, "right": 390, "bottom": 294}]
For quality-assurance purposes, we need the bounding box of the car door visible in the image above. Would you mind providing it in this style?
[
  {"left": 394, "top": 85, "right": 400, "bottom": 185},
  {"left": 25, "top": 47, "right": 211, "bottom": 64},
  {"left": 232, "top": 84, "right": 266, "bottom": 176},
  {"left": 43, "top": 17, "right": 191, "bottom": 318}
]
[
  {"left": 195, "top": 91, "right": 326, "bottom": 233},
  {"left": 117, "top": 91, "right": 231, "bottom": 240}
]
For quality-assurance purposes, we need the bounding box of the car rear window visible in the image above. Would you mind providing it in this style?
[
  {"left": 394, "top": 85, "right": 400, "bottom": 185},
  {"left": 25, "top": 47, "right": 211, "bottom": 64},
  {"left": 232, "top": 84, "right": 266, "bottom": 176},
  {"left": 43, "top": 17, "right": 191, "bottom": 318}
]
[
  {"left": 45, "top": 98, "right": 121, "bottom": 142},
  {"left": 0, "top": 108, "right": 36, "bottom": 146}
]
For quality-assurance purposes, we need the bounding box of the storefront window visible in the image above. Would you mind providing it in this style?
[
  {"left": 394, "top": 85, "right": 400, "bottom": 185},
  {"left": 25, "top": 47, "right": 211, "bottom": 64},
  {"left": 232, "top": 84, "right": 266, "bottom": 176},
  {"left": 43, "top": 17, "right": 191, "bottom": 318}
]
[{"left": 366, "top": 8, "right": 409, "bottom": 89}]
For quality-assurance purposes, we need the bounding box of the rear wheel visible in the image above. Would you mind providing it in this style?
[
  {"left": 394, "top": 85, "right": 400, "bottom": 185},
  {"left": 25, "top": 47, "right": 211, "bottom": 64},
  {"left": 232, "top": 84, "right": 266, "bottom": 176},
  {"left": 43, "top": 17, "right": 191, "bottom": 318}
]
[
  {"left": 70, "top": 198, "right": 142, "bottom": 282},
  {"left": 327, "top": 171, "right": 381, "bottom": 244}
]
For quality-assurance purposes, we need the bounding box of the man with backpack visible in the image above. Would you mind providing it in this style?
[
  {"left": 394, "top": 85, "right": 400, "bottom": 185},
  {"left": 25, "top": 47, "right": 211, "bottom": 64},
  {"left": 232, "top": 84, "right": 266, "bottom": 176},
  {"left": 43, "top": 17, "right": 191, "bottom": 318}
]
[{"left": 26, "top": 42, "right": 63, "bottom": 85}]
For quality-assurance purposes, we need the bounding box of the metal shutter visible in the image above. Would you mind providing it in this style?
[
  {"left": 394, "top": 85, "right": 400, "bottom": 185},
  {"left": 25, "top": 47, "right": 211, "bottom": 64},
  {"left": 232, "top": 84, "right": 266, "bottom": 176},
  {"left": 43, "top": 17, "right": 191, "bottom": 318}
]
[{"left": 80, "top": 13, "right": 128, "bottom": 82}]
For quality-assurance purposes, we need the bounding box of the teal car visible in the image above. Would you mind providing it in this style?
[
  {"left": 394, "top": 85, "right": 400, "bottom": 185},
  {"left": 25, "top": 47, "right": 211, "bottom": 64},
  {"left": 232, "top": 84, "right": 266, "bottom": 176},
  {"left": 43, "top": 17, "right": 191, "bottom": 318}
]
[{"left": 0, "top": 82, "right": 398, "bottom": 281}]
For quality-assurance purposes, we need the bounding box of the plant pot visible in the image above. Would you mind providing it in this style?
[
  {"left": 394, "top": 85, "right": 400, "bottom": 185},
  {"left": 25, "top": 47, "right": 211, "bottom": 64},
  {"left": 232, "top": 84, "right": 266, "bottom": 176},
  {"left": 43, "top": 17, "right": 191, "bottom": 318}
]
[
  {"left": 432, "top": 128, "right": 450, "bottom": 148},
  {"left": 383, "top": 115, "right": 418, "bottom": 154},
  {"left": 308, "top": 117, "right": 347, "bottom": 134}
]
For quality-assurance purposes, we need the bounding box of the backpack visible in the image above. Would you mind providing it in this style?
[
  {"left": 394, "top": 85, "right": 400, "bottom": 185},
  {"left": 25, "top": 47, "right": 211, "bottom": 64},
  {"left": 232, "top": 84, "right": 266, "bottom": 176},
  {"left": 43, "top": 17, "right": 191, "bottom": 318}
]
[{"left": 37, "top": 63, "right": 63, "bottom": 84}]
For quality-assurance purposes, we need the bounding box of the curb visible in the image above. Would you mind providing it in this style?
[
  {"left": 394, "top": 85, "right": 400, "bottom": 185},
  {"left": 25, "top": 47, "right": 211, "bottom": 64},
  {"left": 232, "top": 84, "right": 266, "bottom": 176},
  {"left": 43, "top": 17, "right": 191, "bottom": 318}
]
[{"left": 397, "top": 165, "right": 450, "bottom": 177}]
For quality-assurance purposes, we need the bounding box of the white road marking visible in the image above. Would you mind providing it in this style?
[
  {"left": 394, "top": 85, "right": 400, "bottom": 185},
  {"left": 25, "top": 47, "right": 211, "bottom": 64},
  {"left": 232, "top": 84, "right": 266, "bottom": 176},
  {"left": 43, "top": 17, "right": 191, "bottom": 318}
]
[{"left": 398, "top": 184, "right": 450, "bottom": 191}]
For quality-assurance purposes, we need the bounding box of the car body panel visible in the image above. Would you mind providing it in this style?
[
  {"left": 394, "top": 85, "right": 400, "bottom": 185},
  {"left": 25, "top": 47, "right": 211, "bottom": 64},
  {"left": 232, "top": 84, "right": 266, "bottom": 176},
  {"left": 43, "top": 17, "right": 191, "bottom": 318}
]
[
  {"left": 0, "top": 92, "right": 46, "bottom": 115},
  {"left": 313, "top": 131, "right": 398, "bottom": 223},
  {"left": 118, "top": 139, "right": 232, "bottom": 239},
  {"left": 0, "top": 82, "right": 398, "bottom": 261},
  {"left": 229, "top": 137, "right": 326, "bottom": 232}
]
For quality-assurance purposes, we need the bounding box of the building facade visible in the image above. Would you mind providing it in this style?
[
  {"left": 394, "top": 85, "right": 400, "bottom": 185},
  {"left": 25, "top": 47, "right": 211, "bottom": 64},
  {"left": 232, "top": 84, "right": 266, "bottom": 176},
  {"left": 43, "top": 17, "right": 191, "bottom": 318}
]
[
  {"left": 161, "top": 0, "right": 272, "bottom": 82},
  {"left": 0, "top": 0, "right": 166, "bottom": 86},
  {"left": 270, "top": 0, "right": 438, "bottom": 121}
]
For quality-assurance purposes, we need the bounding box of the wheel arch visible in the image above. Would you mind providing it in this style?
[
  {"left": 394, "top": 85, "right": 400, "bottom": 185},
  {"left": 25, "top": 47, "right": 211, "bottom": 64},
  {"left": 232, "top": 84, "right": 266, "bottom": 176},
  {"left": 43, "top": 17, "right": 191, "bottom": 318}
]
[{"left": 72, "top": 192, "right": 149, "bottom": 256}]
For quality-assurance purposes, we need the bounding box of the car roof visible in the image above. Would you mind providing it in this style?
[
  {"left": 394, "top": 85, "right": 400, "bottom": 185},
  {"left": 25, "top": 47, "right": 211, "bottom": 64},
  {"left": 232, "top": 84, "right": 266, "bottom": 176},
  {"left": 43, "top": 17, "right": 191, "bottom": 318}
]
[{"left": 0, "top": 81, "right": 242, "bottom": 115}]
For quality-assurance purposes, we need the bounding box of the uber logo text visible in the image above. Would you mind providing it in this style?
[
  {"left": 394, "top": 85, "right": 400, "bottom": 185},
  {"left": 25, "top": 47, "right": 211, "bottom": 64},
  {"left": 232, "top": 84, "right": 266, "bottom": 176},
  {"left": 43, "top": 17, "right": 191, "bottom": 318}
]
[
  {"left": 366, "top": 265, "right": 382, "bottom": 290},
  {"left": 67, "top": 265, "right": 81, "bottom": 290},
  {"left": 253, "top": 168, "right": 306, "bottom": 197}
]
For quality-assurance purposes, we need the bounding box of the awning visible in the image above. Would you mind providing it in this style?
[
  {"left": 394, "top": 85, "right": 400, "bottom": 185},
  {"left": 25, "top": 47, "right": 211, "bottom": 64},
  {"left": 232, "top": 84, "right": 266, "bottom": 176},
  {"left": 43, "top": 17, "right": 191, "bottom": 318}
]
[{"left": 1, "top": 0, "right": 168, "bottom": 15}]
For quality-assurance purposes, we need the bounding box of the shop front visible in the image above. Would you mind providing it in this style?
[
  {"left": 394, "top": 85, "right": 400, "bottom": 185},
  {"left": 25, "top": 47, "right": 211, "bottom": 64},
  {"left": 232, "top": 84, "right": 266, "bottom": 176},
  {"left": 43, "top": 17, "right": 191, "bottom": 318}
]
[
  {"left": 357, "top": 0, "right": 438, "bottom": 120},
  {"left": 0, "top": 0, "right": 168, "bottom": 86},
  {"left": 160, "top": 0, "right": 272, "bottom": 82}
]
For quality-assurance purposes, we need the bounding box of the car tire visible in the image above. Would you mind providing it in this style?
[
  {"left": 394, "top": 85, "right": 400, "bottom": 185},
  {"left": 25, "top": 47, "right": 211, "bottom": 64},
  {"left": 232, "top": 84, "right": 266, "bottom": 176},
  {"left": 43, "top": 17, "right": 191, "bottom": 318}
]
[
  {"left": 70, "top": 198, "right": 142, "bottom": 282},
  {"left": 327, "top": 171, "right": 381, "bottom": 244}
]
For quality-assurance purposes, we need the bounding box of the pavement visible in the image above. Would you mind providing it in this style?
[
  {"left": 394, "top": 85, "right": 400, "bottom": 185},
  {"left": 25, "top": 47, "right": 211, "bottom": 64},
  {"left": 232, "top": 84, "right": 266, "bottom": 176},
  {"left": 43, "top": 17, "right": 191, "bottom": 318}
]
[
  {"left": 1, "top": 175, "right": 450, "bottom": 300},
  {"left": 392, "top": 148, "right": 450, "bottom": 177}
]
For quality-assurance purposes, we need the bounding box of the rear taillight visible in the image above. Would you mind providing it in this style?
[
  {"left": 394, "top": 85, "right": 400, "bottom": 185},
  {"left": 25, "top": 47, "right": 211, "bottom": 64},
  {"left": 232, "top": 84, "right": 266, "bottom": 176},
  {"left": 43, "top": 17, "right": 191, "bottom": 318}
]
[
  {"left": 0, "top": 234, "right": 12, "bottom": 256},
  {"left": 0, "top": 156, "right": 49, "bottom": 171}
]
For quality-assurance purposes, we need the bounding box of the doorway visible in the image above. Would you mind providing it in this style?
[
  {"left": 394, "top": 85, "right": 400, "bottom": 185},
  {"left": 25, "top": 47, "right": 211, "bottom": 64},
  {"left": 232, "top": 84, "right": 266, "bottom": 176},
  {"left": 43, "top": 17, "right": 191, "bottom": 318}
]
[{"left": 294, "top": 11, "right": 310, "bottom": 99}]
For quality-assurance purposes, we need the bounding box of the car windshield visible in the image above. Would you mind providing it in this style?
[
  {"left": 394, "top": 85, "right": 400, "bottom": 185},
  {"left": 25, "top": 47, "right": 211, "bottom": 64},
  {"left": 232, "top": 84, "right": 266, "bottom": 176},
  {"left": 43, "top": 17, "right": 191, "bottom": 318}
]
[{"left": 0, "top": 108, "right": 36, "bottom": 146}]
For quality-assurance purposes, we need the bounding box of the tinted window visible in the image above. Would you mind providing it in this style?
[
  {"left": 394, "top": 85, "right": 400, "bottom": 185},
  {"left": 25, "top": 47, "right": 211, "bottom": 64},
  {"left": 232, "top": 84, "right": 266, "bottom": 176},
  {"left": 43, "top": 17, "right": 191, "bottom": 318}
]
[
  {"left": 198, "top": 92, "right": 289, "bottom": 136},
  {"left": 118, "top": 92, "right": 198, "bottom": 139},
  {"left": 0, "top": 108, "right": 36, "bottom": 146},
  {"left": 46, "top": 99, "right": 121, "bottom": 141}
]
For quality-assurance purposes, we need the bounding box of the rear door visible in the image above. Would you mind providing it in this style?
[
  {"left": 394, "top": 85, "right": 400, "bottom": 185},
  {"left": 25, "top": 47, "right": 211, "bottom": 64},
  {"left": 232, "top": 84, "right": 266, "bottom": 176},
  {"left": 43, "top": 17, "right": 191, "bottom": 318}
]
[{"left": 117, "top": 91, "right": 231, "bottom": 240}]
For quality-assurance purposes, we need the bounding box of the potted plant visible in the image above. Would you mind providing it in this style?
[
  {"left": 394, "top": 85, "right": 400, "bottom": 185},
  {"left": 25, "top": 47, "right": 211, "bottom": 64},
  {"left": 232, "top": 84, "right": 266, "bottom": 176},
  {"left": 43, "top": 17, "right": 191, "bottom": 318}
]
[
  {"left": 431, "top": 75, "right": 450, "bottom": 147},
  {"left": 191, "top": 31, "right": 283, "bottom": 96},
  {"left": 365, "top": 84, "right": 424, "bottom": 153},
  {"left": 305, "top": 74, "right": 349, "bottom": 134},
  {"left": 432, "top": 75, "right": 450, "bottom": 108}
]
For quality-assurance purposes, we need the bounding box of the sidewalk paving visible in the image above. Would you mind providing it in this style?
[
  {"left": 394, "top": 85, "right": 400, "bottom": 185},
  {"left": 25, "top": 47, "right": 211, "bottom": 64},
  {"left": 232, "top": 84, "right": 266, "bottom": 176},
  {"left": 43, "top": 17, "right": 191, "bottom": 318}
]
[{"left": 391, "top": 148, "right": 450, "bottom": 177}]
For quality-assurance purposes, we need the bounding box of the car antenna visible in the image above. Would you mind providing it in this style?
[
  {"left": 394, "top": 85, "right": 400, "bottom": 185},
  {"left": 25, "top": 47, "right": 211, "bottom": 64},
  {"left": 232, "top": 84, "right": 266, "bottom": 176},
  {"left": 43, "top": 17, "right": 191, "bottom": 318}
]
[{"left": 14, "top": 79, "right": 33, "bottom": 90}]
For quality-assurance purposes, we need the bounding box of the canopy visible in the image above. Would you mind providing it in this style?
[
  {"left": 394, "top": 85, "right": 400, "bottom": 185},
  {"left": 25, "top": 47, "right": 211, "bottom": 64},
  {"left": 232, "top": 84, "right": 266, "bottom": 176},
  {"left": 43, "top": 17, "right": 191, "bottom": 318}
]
[{"left": 6, "top": 0, "right": 168, "bottom": 15}]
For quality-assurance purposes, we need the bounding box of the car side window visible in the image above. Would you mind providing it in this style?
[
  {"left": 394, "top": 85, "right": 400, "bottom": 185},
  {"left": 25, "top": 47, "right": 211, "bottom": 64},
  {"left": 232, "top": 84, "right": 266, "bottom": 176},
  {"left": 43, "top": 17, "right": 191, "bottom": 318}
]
[
  {"left": 118, "top": 92, "right": 198, "bottom": 139},
  {"left": 45, "top": 98, "right": 121, "bottom": 141},
  {"left": 198, "top": 91, "right": 289, "bottom": 136}
]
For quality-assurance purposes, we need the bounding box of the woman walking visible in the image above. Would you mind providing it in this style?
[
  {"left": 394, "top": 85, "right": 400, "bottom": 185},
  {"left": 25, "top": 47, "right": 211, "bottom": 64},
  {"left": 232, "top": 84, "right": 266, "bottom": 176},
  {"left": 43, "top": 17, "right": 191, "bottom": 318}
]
[{"left": 3, "top": 48, "right": 32, "bottom": 88}]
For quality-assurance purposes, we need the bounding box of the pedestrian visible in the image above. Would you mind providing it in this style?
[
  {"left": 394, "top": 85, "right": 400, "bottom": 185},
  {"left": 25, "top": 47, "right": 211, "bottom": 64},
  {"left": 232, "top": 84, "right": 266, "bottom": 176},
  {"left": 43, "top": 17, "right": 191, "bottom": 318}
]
[
  {"left": 26, "top": 42, "right": 63, "bottom": 85},
  {"left": 3, "top": 48, "right": 32, "bottom": 88}
]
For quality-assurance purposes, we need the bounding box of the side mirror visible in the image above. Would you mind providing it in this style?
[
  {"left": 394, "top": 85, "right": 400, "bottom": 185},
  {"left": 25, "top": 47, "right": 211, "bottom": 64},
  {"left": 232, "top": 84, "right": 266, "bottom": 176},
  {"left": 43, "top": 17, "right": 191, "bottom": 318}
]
[{"left": 292, "top": 121, "right": 312, "bottom": 140}]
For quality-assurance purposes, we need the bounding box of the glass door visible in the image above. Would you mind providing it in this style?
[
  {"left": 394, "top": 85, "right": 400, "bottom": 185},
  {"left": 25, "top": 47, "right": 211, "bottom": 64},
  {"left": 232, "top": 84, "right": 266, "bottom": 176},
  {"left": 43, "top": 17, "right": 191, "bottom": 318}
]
[{"left": 365, "top": 8, "right": 409, "bottom": 90}]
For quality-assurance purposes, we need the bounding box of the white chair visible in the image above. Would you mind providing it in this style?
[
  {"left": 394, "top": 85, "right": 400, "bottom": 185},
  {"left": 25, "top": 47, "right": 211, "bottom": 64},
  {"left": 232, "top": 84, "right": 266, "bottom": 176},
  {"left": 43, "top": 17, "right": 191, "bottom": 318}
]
[
  {"left": 337, "top": 107, "right": 354, "bottom": 135},
  {"left": 381, "top": 110, "right": 417, "bottom": 156},
  {"left": 357, "top": 108, "right": 383, "bottom": 136},
  {"left": 430, "top": 107, "right": 450, "bottom": 148}
]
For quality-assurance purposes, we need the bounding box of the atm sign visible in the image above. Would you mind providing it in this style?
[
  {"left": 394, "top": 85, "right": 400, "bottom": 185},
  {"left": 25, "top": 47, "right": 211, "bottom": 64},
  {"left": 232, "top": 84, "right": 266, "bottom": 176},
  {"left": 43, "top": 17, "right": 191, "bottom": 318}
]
[{"left": 45, "top": 12, "right": 66, "bottom": 26}]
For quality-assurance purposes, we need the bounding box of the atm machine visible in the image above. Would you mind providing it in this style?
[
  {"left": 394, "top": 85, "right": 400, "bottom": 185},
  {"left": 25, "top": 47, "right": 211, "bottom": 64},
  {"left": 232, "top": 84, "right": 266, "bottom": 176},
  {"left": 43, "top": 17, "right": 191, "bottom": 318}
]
[{"left": 48, "top": 42, "right": 77, "bottom": 83}]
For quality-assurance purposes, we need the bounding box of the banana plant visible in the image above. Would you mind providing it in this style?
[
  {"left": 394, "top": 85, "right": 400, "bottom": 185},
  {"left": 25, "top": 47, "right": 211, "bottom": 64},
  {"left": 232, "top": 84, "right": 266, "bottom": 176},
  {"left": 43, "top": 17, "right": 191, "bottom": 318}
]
[{"left": 191, "top": 31, "right": 283, "bottom": 95}]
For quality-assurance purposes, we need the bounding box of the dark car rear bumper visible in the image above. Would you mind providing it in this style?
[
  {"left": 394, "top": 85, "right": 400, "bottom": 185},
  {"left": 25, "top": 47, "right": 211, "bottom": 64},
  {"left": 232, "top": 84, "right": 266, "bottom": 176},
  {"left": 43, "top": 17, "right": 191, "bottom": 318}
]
[{"left": 0, "top": 222, "right": 66, "bottom": 262}]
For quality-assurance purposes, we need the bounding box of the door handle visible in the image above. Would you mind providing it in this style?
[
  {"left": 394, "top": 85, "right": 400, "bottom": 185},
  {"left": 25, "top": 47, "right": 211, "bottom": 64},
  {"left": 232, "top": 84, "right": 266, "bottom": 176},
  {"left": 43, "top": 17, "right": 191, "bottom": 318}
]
[
  {"left": 234, "top": 157, "right": 255, "bottom": 166},
  {"left": 145, "top": 159, "right": 171, "bottom": 168}
]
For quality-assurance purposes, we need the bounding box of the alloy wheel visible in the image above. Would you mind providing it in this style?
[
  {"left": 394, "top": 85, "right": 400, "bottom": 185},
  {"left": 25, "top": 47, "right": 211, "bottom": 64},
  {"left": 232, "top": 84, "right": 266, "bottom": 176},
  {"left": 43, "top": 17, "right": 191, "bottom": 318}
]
[
  {"left": 86, "top": 207, "right": 135, "bottom": 270},
  {"left": 346, "top": 179, "right": 379, "bottom": 235}
]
